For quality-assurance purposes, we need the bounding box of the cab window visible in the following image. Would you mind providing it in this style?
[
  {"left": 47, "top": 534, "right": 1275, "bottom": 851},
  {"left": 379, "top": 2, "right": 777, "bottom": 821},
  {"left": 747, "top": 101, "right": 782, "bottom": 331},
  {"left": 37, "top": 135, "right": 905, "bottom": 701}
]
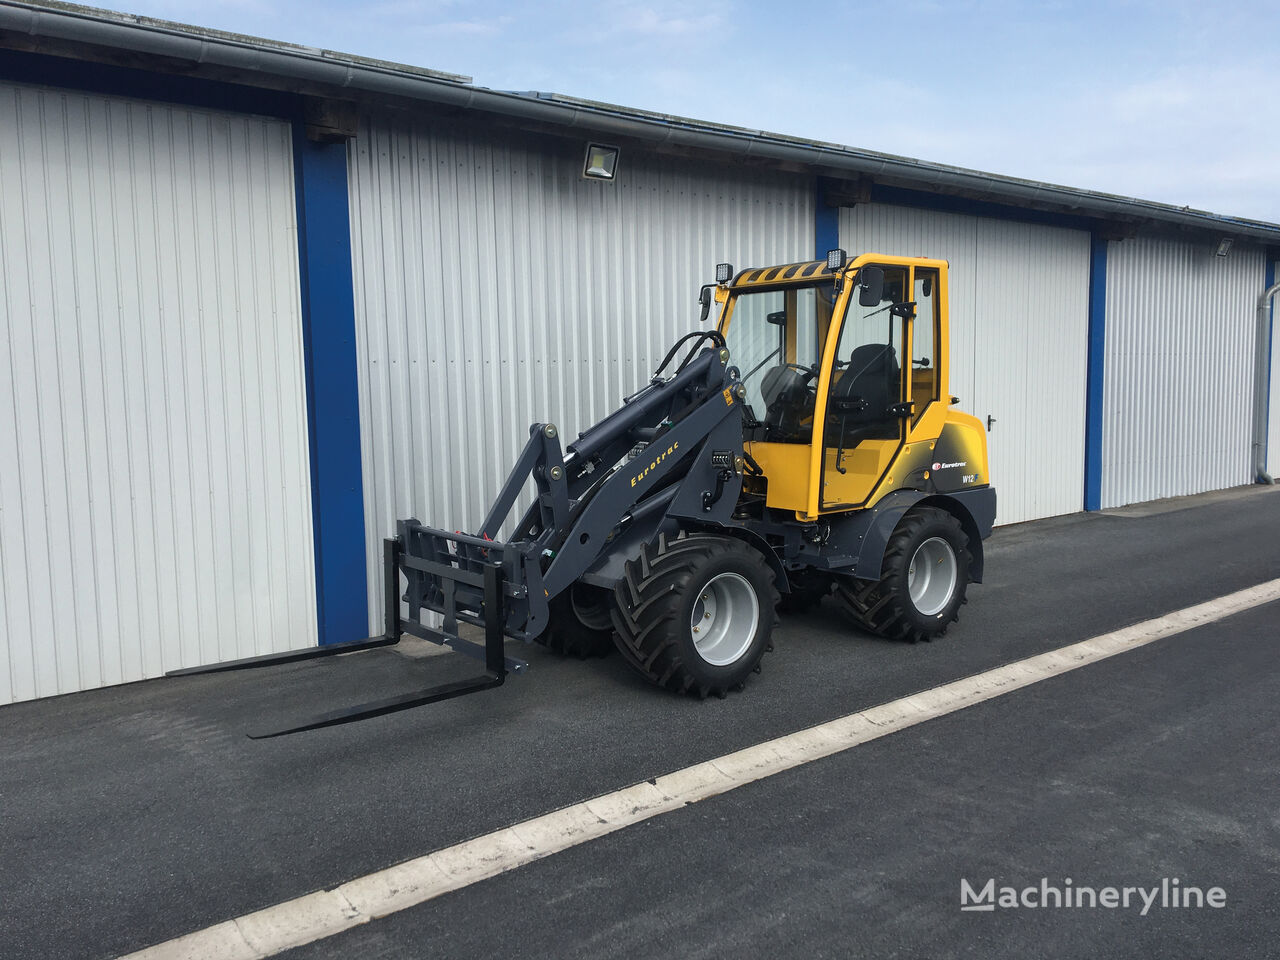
[
  {"left": 910, "top": 268, "right": 940, "bottom": 423},
  {"left": 725, "top": 283, "right": 835, "bottom": 444},
  {"left": 823, "top": 266, "right": 907, "bottom": 455}
]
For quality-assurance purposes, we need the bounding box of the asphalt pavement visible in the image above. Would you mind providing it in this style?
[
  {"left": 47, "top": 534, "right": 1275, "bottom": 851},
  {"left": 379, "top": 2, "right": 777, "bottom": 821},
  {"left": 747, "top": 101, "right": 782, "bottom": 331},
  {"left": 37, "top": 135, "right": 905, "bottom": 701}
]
[
  {"left": 283, "top": 603, "right": 1280, "bottom": 960},
  {"left": 2, "top": 485, "right": 1278, "bottom": 959}
]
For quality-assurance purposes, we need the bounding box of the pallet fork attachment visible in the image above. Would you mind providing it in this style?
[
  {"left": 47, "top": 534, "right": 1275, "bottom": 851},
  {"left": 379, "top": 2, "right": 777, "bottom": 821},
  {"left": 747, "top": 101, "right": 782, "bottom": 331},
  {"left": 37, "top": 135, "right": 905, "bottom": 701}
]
[{"left": 166, "top": 537, "right": 526, "bottom": 738}]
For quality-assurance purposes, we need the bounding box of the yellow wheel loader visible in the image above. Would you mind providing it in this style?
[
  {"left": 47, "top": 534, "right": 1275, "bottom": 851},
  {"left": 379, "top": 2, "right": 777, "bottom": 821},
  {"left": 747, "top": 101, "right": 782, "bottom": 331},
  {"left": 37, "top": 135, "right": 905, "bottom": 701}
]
[{"left": 173, "top": 250, "right": 995, "bottom": 737}]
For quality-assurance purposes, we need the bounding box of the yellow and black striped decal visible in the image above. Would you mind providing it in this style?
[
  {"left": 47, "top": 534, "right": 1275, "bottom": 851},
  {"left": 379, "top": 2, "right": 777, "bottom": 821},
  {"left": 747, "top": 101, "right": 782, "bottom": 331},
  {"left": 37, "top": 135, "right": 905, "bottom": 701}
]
[{"left": 732, "top": 260, "right": 834, "bottom": 286}]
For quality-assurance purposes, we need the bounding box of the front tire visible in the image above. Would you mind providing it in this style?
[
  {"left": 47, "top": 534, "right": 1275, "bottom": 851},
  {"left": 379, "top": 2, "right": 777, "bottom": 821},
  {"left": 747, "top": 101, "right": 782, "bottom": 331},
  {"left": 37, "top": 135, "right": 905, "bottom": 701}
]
[
  {"left": 835, "top": 506, "right": 970, "bottom": 642},
  {"left": 612, "top": 532, "right": 779, "bottom": 697}
]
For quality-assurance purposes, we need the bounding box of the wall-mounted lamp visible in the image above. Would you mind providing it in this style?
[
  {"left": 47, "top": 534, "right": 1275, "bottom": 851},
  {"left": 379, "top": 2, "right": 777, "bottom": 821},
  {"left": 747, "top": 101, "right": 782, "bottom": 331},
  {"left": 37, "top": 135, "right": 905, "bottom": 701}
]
[
  {"left": 1215, "top": 238, "right": 1233, "bottom": 257},
  {"left": 582, "top": 143, "right": 620, "bottom": 181}
]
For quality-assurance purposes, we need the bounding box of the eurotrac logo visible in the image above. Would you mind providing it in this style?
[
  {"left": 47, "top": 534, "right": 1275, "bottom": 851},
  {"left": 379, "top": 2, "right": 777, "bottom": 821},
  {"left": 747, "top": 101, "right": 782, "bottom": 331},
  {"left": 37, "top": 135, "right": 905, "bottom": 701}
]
[{"left": 630, "top": 441, "right": 679, "bottom": 488}]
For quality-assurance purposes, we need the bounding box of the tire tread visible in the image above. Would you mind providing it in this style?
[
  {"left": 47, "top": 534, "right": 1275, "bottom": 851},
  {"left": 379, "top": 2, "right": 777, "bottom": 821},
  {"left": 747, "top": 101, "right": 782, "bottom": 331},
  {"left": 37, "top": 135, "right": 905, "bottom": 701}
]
[
  {"left": 834, "top": 507, "right": 971, "bottom": 643},
  {"left": 611, "top": 532, "right": 779, "bottom": 697}
]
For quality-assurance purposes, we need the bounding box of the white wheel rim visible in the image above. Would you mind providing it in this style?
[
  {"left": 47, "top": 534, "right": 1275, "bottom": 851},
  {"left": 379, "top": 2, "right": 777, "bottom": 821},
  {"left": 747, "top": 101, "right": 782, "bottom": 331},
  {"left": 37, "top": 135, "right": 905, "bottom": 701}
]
[
  {"left": 907, "top": 537, "right": 958, "bottom": 617},
  {"left": 690, "top": 572, "right": 760, "bottom": 666}
]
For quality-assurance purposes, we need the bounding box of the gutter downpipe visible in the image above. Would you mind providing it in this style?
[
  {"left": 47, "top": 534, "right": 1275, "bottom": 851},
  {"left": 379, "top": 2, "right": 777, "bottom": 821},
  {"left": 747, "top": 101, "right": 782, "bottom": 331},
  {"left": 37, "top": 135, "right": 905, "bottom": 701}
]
[{"left": 1256, "top": 279, "right": 1280, "bottom": 484}]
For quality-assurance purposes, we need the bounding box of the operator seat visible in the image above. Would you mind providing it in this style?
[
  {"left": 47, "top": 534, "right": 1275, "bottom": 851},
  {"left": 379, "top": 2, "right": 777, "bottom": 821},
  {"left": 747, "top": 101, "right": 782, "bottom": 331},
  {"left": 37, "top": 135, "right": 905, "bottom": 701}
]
[
  {"left": 828, "top": 344, "right": 900, "bottom": 448},
  {"left": 759, "top": 364, "right": 814, "bottom": 441}
]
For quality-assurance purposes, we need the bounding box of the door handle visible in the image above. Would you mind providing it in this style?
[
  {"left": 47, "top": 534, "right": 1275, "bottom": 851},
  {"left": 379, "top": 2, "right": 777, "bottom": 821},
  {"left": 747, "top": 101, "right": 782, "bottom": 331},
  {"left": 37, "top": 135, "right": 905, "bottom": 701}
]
[{"left": 986, "top": 415, "right": 997, "bottom": 432}]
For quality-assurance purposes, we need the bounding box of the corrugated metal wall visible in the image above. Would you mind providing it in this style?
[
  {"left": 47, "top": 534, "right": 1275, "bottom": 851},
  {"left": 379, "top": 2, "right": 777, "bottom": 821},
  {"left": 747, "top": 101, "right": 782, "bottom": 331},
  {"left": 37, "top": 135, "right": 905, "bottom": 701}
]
[
  {"left": 1102, "top": 237, "right": 1265, "bottom": 507},
  {"left": 0, "top": 82, "right": 317, "bottom": 703},
  {"left": 840, "top": 203, "right": 1091, "bottom": 524},
  {"left": 348, "top": 112, "right": 812, "bottom": 629}
]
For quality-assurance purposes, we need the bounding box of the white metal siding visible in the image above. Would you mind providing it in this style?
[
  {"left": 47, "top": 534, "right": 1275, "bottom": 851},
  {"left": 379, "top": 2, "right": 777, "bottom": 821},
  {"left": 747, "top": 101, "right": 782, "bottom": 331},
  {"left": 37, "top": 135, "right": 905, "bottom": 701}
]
[
  {"left": 349, "top": 113, "right": 812, "bottom": 630},
  {"left": 0, "top": 83, "right": 316, "bottom": 704},
  {"left": 1102, "top": 237, "right": 1264, "bottom": 507},
  {"left": 840, "top": 204, "right": 1091, "bottom": 524}
]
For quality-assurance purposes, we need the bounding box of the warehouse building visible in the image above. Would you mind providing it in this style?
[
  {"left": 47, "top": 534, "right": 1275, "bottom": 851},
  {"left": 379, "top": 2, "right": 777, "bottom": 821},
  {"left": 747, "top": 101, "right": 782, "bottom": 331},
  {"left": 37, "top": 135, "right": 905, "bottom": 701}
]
[{"left": 1, "top": 1, "right": 1277, "bottom": 703}]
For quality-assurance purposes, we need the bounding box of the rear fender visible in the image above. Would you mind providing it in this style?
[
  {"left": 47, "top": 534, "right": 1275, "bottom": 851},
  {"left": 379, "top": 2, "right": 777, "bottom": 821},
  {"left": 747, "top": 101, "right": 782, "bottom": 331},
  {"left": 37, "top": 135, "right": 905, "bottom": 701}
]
[
  {"left": 918, "top": 492, "right": 988, "bottom": 583},
  {"left": 828, "top": 487, "right": 993, "bottom": 583}
]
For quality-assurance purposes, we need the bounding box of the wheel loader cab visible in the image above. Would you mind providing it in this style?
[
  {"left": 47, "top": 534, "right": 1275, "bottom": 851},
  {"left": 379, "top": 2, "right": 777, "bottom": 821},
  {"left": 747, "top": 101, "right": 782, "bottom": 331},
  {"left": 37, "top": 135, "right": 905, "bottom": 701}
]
[{"left": 717, "top": 254, "right": 953, "bottom": 520}]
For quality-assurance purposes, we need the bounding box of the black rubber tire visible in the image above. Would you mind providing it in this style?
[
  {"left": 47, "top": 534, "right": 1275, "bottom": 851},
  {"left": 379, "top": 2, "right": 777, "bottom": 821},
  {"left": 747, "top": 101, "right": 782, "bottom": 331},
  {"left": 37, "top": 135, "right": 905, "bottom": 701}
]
[
  {"left": 539, "top": 582, "right": 615, "bottom": 658},
  {"left": 778, "top": 569, "right": 833, "bottom": 613},
  {"left": 834, "top": 506, "right": 971, "bottom": 643},
  {"left": 611, "top": 531, "right": 779, "bottom": 698}
]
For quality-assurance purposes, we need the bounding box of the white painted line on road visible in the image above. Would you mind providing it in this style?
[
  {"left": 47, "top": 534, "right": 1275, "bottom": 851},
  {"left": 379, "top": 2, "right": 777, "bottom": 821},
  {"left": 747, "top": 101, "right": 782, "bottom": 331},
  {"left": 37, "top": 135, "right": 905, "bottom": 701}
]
[{"left": 118, "top": 578, "right": 1280, "bottom": 960}]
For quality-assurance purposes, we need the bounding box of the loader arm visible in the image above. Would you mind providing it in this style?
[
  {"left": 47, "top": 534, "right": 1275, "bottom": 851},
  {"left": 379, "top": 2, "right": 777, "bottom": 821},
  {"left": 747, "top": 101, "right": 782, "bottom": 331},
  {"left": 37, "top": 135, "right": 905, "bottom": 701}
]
[{"left": 401, "top": 338, "right": 747, "bottom": 641}]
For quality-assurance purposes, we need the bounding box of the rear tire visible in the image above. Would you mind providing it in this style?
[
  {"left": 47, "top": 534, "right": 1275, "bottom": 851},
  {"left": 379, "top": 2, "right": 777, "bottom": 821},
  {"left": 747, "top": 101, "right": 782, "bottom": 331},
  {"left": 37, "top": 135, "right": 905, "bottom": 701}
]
[
  {"left": 540, "top": 582, "right": 615, "bottom": 658},
  {"left": 834, "top": 506, "right": 970, "bottom": 642},
  {"left": 612, "top": 532, "right": 779, "bottom": 697}
]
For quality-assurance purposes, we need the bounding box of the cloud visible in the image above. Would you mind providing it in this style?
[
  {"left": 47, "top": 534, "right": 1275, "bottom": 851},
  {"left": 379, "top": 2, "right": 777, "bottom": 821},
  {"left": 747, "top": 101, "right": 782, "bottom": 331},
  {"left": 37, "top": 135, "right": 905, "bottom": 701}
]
[
  {"left": 361, "top": 0, "right": 459, "bottom": 14},
  {"left": 415, "top": 15, "right": 514, "bottom": 37},
  {"left": 616, "top": 6, "right": 724, "bottom": 37},
  {"left": 562, "top": 1, "right": 728, "bottom": 44}
]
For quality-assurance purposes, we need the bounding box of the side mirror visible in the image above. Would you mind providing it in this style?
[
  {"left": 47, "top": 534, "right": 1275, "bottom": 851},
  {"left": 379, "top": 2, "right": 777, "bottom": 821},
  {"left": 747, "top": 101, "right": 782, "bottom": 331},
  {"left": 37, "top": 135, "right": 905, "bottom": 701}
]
[
  {"left": 766, "top": 310, "right": 787, "bottom": 326},
  {"left": 858, "top": 266, "right": 884, "bottom": 307},
  {"left": 698, "top": 285, "right": 713, "bottom": 322}
]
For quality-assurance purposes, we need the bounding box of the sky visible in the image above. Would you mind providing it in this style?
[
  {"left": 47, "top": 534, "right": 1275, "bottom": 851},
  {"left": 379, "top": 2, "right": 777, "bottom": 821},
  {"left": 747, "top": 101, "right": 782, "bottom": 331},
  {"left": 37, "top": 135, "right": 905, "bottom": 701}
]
[{"left": 120, "top": 0, "right": 1280, "bottom": 223}]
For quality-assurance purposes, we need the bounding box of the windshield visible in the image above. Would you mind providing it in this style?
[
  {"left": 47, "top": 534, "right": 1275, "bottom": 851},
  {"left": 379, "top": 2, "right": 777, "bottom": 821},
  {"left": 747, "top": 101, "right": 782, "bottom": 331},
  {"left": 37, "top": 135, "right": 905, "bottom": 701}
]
[{"left": 722, "top": 282, "right": 837, "bottom": 443}]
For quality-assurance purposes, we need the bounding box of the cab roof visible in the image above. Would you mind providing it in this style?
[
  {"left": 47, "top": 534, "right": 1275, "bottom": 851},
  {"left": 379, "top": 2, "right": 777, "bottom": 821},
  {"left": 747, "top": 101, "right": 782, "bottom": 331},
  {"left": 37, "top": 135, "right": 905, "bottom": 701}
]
[{"left": 730, "top": 260, "right": 839, "bottom": 287}]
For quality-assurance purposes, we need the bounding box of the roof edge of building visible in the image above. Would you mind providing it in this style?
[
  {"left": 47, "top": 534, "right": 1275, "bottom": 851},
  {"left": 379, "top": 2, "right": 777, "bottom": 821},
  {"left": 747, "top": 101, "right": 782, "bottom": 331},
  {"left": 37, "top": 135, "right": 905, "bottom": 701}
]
[{"left": 4, "top": 0, "right": 1279, "bottom": 243}]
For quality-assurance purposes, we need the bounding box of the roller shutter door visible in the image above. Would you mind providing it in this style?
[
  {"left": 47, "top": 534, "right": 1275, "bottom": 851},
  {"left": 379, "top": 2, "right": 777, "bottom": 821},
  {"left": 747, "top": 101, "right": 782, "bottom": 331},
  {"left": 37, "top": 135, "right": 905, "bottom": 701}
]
[{"left": 0, "top": 82, "right": 317, "bottom": 703}]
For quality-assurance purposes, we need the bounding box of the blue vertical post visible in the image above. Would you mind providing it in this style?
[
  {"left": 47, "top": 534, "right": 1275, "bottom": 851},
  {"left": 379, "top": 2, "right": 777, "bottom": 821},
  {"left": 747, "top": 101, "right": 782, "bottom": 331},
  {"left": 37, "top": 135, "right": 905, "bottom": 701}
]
[
  {"left": 292, "top": 125, "right": 369, "bottom": 645},
  {"left": 1083, "top": 233, "right": 1109, "bottom": 511},
  {"left": 815, "top": 177, "right": 840, "bottom": 259}
]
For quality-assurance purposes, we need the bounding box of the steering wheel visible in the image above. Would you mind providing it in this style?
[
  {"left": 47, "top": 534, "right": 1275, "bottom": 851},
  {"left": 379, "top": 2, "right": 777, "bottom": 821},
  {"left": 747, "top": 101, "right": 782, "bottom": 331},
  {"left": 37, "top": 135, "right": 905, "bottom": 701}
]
[
  {"left": 778, "top": 362, "right": 818, "bottom": 383},
  {"left": 742, "top": 355, "right": 819, "bottom": 386},
  {"left": 760, "top": 363, "right": 818, "bottom": 442}
]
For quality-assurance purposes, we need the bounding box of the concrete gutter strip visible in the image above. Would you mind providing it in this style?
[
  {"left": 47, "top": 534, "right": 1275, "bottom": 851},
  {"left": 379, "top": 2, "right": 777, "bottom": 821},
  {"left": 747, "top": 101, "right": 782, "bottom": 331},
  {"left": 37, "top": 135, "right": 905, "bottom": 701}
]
[{"left": 3, "top": 0, "right": 1280, "bottom": 242}]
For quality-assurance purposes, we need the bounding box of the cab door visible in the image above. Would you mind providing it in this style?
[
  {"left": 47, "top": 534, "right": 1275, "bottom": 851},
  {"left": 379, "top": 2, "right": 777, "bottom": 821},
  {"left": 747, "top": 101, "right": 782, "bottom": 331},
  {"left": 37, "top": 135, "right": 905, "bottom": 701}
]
[
  {"left": 816, "top": 264, "right": 910, "bottom": 511},
  {"left": 904, "top": 263, "right": 949, "bottom": 444}
]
